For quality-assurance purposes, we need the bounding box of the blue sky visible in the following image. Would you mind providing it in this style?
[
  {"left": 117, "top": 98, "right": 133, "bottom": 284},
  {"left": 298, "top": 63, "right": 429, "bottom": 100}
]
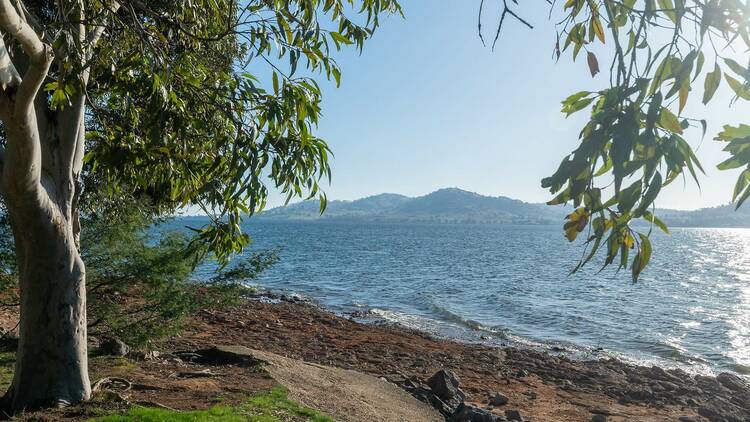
[{"left": 268, "top": 1, "right": 750, "bottom": 210}]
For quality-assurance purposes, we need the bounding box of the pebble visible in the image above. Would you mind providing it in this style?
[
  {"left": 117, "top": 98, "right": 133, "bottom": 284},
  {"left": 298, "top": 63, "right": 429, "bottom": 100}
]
[{"left": 488, "top": 392, "right": 509, "bottom": 406}]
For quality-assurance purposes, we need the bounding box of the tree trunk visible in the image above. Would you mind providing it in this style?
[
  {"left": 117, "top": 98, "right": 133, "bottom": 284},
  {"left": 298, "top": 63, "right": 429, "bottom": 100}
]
[
  {"left": 0, "top": 0, "right": 106, "bottom": 411},
  {"left": 3, "top": 197, "right": 90, "bottom": 411}
]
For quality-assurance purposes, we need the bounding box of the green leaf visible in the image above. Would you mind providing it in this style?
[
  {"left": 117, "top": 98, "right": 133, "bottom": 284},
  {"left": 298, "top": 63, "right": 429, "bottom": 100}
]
[
  {"left": 716, "top": 124, "right": 750, "bottom": 141},
  {"left": 732, "top": 169, "right": 750, "bottom": 202},
  {"left": 658, "top": 107, "right": 683, "bottom": 133},
  {"left": 735, "top": 184, "right": 750, "bottom": 209},
  {"left": 590, "top": 16, "right": 605, "bottom": 43},
  {"left": 725, "top": 74, "right": 750, "bottom": 100},
  {"left": 724, "top": 58, "right": 747, "bottom": 77},
  {"left": 632, "top": 233, "right": 652, "bottom": 282},
  {"left": 563, "top": 97, "right": 595, "bottom": 116},
  {"left": 272, "top": 72, "right": 280, "bottom": 94},
  {"left": 618, "top": 180, "right": 643, "bottom": 213},
  {"left": 637, "top": 171, "right": 662, "bottom": 215},
  {"left": 657, "top": 0, "right": 677, "bottom": 23},
  {"left": 330, "top": 32, "right": 354, "bottom": 46},
  {"left": 703, "top": 64, "right": 721, "bottom": 104},
  {"left": 643, "top": 211, "right": 669, "bottom": 234},
  {"left": 718, "top": 148, "right": 750, "bottom": 170}
]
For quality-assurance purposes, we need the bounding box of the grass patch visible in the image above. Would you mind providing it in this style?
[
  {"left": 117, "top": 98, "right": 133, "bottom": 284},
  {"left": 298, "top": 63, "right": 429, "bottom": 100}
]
[
  {"left": 0, "top": 350, "right": 15, "bottom": 390},
  {"left": 89, "top": 387, "right": 333, "bottom": 422},
  {"left": 89, "top": 355, "right": 137, "bottom": 378},
  {"left": 244, "top": 388, "right": 332, "bottom": 422}
]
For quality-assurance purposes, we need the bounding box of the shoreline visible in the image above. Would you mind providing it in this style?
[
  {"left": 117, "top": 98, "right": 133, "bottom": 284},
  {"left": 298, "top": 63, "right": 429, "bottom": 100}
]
[
  {"left": 256, "top": 289, "right": 737, "bottom": 381},
  {"left": 173, "top": 293, "right": 749, "bottom": 421},
  {"left": 0, "top": 291, "right": 746, "bottom": 420}
]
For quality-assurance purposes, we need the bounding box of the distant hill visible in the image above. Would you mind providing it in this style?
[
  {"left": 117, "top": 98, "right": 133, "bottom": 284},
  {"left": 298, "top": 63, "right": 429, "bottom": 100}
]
[
  {"left": 257, "top": 188, "right": 568, "bottom": 224},
  {"left": 658, "top": 204, "right": 750, "bottom": 228},
  {"left": 256, "top": 188, "right": 750, "bottom": 227}
]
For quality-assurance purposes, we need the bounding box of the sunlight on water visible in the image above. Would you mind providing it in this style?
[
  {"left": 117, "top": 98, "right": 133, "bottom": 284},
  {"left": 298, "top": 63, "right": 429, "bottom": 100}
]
[{"left": 722, "top": 229, "right": 750, "bottom": 372}]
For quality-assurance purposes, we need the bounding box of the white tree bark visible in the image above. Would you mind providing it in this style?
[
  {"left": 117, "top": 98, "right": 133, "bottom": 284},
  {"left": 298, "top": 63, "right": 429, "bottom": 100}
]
[{"left": 0, "top": 0, "right": 111, "bottom": 411}]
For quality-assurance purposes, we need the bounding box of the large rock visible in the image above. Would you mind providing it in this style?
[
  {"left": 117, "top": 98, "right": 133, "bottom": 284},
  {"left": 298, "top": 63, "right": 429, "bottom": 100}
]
[
  {"left": 427, "top": 369, "right": 465, "bottom": 414},
  {"left": 195, "top": 345, "right": 265, "bottom": 366},
  {"left": 450, "top": 403, "right": 506, "bottom": 422},
  {"left": 99, "top": 337, "right": 129, "bottom": 356}
]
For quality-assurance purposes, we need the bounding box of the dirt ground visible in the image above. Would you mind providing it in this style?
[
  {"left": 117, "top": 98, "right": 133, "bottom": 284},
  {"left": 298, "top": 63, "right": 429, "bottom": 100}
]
[{"left": 168, "top": 298, "right": 718, "bottom": 421}]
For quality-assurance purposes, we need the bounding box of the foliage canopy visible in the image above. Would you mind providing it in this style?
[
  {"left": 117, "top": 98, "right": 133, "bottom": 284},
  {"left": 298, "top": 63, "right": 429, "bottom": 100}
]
[{"left": 9, "top": 0, "right": 400, "bottom": 264}]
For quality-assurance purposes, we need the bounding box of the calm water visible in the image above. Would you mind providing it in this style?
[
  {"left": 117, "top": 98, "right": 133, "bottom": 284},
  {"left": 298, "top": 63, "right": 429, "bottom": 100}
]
[{"left": 193, "top": 221, "right": 750, "bottom": 377}]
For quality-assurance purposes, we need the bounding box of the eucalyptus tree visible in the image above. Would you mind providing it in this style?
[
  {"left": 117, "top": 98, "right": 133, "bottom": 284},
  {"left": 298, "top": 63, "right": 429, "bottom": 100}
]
[
  {"left": 482, "top": 0, "right": 750, "bottom": 280},
  {"left": 0, "top": 0, "right": 400, "bottom": 411}
]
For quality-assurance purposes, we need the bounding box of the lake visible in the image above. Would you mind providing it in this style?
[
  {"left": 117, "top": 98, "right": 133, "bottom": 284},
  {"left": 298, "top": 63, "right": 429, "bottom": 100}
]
[{"left": 192, "top": 221, "right": 750, "bottom": 377}]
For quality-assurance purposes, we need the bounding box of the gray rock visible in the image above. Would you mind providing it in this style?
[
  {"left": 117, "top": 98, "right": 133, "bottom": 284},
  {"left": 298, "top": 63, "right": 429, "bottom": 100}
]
[
  {"left": 488, "top": 392, "right": 509, "bottom": 406},
  {"left": 504, "top": 409, "right": 523, "bottom": 421},
  {"left": 427, "top": 369, "right": 465, "bottom": 414},
  {"left": 678, "top": 417, "right": 698, "bottom": 422},
  {"left": 716, "top": 372, "right": 747, "bottom": 392},
  {"left": 450, "top": 403, "right": 505, "bottom": 422},
  {"left": 427, "top": 394, "right": 457, "bottom": 418},
  {"left": 591, "top": 415, "right": 607, "bottom": 422},
  {"left": 99, "top": 337, "right": 129, "bottom": 356},
  {"left": 698, "top": 397, "right": 745, "bottom": 422}
]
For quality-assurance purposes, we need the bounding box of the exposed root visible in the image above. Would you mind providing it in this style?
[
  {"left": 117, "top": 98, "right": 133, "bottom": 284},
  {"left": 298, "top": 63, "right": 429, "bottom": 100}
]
[{"left": 91, "top": 377, "right": 132, "bottom": 393}]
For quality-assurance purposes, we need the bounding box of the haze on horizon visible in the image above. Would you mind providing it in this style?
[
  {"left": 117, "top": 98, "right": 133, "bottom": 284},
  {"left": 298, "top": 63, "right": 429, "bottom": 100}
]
[{"left": 259, "top": 1, "right": 750, "bottom": 212}]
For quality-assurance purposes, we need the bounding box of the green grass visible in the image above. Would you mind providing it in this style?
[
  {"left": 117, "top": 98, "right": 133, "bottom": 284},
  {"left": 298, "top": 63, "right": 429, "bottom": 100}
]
[
  {"left": 0, "top": 350, "right": 15, "bottom": 390},
  {"left": 89, "top": 388, "right": 333, "bottom": 422}
]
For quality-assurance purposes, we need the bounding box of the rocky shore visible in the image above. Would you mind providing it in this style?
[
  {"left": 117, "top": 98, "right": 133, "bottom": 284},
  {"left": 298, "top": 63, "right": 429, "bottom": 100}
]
[
  {"left": 171, "top": 293, "right": 749, "bottom": 421},
  {"left": 2, "top": 292, "right": 748, "bottom": 421}
]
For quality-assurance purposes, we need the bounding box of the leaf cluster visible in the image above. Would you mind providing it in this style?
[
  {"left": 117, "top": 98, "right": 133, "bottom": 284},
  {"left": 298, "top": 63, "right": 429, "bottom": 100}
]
[
  {"left": 17, "top": 0, "right": 400, "bottom": 265},
  {"left": 539, "top": 0, "right": 750, "bottom": 280}
]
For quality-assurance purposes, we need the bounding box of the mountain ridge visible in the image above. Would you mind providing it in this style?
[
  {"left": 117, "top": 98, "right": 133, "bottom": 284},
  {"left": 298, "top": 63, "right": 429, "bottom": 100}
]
[
  {"left": 257, "top": 188, "right": 569, "bottom": 224},
  {"left": 256, "top": 188, "right": 750, "bottom": 227}
]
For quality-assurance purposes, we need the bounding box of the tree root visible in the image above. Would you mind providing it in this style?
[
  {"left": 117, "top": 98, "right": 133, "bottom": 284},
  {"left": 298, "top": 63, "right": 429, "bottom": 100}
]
[{"left": 91, "top": 377, "right": 132, "bottom": 393}]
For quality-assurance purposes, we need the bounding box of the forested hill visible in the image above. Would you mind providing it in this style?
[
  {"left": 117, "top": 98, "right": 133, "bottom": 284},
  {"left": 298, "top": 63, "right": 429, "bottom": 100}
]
[
  {"left": 657, "top": 204, "right": 750, "bottom": 228},
  {"left": 256, "top": 188, "right": 568, "bottom": 224},
  {"left": 254, "top": 188, "right": 750, "bottom": 228}
]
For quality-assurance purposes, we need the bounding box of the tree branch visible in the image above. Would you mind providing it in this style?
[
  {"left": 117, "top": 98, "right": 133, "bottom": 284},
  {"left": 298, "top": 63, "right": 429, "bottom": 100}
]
[
  {"left": 0, "top": 0, "right": 52, "bottom": 118},
  {"left": 0, "top": 34, "right": 19, "bottom": 92},
  {"left": 85, "top": 1, "right": 121, "bottom": 51},
  {"left": 13, "top": 0, "right": 46, "bottom": 42}
]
